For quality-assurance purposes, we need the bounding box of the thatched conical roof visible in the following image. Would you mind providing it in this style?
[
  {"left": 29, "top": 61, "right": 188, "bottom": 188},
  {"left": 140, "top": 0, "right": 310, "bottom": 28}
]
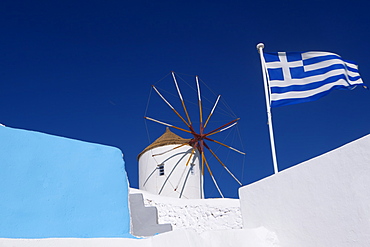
[{"left": 138, "top": 127, "right": 191, "bottom": 159}]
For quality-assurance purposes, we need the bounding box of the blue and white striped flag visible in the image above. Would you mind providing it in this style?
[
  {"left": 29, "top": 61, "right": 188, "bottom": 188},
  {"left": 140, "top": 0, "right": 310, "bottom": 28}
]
[{"left": 263, "top": 51, "right": 364, "bottom": 107}]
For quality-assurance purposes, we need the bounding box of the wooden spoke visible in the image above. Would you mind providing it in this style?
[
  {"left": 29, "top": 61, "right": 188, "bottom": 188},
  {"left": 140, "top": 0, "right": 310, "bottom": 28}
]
[
  {"left": 152, "top": 85, "right": 190, "bottom": 128},
  {"left": 206, "top": 122, "right": 238, "bottom": 137},
  {"left": 185, "top": 148, "right": 196, "bottom": 166},
  {"left": 205, "top": 118, "right": 240, "bottom": 136},
  {"left": 144, "top": 116, "right": 192, "bottom": 134},
  {"left": 204, "top": 95, "right": 221, "bottom": 128},
  {"left": 172, "top": 72, "right": 192, "bottom": 126},
  {"left": 205, "top": 144, "right": 242, "bottom": 186},
  {"left": 204, "top": 136, "right": 246, "bottom": 155},
  {"left": 196, "top": 75, "right": 203, "bottom": 125},
  {"left": 204, "top": 156, "right": 224, "bottom": 198}
]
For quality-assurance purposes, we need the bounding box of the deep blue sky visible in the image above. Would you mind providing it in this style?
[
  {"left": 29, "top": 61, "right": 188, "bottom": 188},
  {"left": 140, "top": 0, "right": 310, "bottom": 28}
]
[{"left": 1, "top": 1, "right": 369, "bottom": 198}]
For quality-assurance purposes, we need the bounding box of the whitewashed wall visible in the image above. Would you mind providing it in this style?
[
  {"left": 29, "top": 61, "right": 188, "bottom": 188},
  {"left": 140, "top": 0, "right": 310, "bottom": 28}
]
[
  {"left": 131, "top": 189, "right": 242, "bottom": 233},
  {"left": 239, "top": 134, "right": 370, "bottom": 247}
]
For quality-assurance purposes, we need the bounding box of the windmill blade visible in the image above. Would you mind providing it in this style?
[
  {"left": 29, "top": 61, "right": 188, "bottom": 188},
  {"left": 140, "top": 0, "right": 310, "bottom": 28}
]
[
  {"left": 185, "top": 148, "right": 196, "bottom": 167},
  {"left": 206, "top": 122, "right": 238, "bottom": 137},
  {"left": 172, "top": 71, "right": 192, "bottom": 126},
  {"left": 204, "top": 136, "right": 246, "bottom": 155},
  {"left": 204, "top": 156, "right": 224, "bottom": 198},
  {"left": 205, "top": 118, "right": 240, "bottom": 136},
  {"left": 204, "top": 144, "right": 242, "bottom": 186},
  {"left": 144, "top": 116, "right": 192, "bottom": 134},
  {"left": 196, "top": 75, "right": 203, "bottom": 125},
  {"left": 204, "top": 95, "right": 221, "bottom": 128},
  {"left": 152, "top": 85, "right": 190, "bottom": 128}
]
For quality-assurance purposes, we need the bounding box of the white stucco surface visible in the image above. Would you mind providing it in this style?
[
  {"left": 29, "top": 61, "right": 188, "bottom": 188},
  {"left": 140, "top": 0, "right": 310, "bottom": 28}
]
[
  {"left": 139, "top": 145, "right": 202, "bottom": 199},
  {"left": 130, "top": 188, "right": 242, "bottom": 233},
  {"left": 0, "top": 227, "right": 279, "bottom": 247},
  {"left": 239, "top": 134, "right": 370, "bottom": 247}
]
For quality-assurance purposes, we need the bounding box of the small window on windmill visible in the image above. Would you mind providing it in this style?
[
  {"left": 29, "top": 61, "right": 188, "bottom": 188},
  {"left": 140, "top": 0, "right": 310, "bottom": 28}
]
[{"left": 158, "top": 163, "right": 165, "bottom": 176}]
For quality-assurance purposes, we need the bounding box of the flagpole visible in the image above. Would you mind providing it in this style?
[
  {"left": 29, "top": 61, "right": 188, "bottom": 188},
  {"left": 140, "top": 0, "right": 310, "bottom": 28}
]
[{"left": 256, "top": 43, "right": 279, "bottom": 174}]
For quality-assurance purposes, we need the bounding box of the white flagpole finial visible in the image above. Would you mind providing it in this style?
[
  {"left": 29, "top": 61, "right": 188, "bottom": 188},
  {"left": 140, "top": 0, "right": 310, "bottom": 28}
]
[{"left": 256, "top": 43, "right": 265, "bottom": 50}]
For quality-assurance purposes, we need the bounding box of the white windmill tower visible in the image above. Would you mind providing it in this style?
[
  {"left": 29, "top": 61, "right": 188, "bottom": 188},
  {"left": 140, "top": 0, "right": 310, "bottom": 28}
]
[
  {"left": 139, "top": 72, "right": 245, "bottom": 199},
  {"left": 138, "top": 127, "right": 202, "bottom": 199}
]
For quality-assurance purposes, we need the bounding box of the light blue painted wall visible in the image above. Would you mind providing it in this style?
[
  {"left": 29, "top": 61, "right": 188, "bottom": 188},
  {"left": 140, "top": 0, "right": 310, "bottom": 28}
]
[{"left": 0, "top": 126, "right": 133, "bottom": 238}]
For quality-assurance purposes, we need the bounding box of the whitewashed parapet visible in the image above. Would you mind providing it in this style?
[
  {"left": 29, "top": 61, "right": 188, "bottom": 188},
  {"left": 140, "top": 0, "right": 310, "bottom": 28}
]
[{"left": 239, "top": 134, "right": 370, "bottom": 247}]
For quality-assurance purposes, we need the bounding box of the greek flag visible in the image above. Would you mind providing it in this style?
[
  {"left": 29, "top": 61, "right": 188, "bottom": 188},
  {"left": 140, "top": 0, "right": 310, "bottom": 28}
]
[{"left": 263, "top": 51, "right": 364, "bottom": 107}]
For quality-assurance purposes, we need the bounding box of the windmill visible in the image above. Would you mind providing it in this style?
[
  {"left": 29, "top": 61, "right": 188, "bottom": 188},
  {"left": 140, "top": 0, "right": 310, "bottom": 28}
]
[{"left": 138, "top": 72, "right": 245, "bottom": 199}]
